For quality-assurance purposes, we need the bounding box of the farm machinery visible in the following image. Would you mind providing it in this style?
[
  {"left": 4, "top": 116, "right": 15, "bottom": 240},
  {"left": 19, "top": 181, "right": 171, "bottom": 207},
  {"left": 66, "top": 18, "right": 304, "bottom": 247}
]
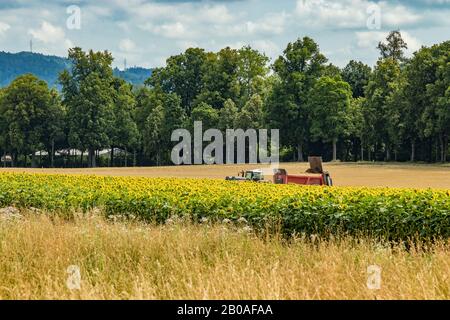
[{"left": 225, "top": 157, "right": 333, "bottom": 186}]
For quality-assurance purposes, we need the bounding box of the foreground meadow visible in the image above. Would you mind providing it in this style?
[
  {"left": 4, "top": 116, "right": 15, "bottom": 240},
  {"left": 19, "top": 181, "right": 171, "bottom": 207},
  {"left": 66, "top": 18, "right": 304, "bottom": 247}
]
[
  {"left": 0, "top": 171, "right": 448, "bottom": 300},
  {"left": 0, "top": 212, "right": 449, "bottom": 300}
]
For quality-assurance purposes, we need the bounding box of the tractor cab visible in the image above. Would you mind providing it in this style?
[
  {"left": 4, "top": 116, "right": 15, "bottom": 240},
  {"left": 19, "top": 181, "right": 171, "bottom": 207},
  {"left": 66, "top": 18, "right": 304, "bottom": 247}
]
[
  {"left": 225, "top": 169, "right": 264, "bottom": 182},
  {"left": 243, "top": 169, "right": 264, "bottom": 181}
]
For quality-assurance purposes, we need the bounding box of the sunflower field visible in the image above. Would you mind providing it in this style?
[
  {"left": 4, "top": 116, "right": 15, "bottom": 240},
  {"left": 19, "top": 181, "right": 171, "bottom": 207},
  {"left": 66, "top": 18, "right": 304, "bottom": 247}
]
[{"left": 0, "top": 172, "right": 449, "bottom": 241}]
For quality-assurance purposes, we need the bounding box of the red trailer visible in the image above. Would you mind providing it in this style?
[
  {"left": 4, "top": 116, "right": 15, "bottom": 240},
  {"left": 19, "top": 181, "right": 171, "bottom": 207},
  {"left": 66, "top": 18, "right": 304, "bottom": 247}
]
[
  {"left": 272, "top": 169, "right": 332, "bottom": 186},
  {"left": 225, "top": 157, "right": 333, "bottom": 186}
]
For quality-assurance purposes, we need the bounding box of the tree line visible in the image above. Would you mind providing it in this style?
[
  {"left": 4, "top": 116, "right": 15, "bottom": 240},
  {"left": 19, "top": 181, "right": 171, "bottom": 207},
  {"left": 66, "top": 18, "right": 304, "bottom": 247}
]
[{"left": 0, "top": 31, "right": 448, "bottom": 167}]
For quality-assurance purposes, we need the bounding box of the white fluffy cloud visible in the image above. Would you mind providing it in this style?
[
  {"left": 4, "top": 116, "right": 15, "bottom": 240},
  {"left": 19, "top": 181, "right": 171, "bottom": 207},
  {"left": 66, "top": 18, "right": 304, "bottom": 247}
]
[
  {"left": 295, "top": 0, "right": 422, "bottom": 29},
  {"left": 141, "top": 21, "right": 194, "bottom": 39},
  {"left": 28, "top": 21, "right": 73, "bottom": 55},
  {"left": 196, "top": 5, "right": 234, "bottom": 25},
  {"left": 296, "top": 0, "right": 368, "bottom": 28},
  {"left": 0, "top": 22, "right": 10, "bottom": 35},
  {"left": 381, "top": 4, "right": 422, "bottom": 26},
  {"left": 402, "top": 32, "right": 423, "bottom": 53},
  {"left": 136, "top": 3, "right": 237, "bottom": 40},
  {"left": 251, "top": 40, "right": 281, "bottom": 61},
  {"left": 122, "top": 2, "right": 234, "bottom": 25},
  {"left": 119, "top": 38, "right": 136, "bottom": 52},
  {"left": 355, "top": 31, "right": 386, "bottom": 48},
  {"left": 124, "top": 1, "right": 176, "bottom": 20},
  {"left": 245, "top": 12, "right": 288, "bottom": 36},
  {"left": 28, "top": 21, "right": 66, "bottom": 44}
]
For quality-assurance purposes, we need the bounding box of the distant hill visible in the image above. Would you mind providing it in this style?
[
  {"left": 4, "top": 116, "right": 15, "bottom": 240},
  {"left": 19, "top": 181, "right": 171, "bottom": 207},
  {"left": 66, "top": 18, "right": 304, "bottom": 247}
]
[
  {"left": 113, "top": 67, "right": 152, "bottom": 87},
  {"left": 0, "top": 51, "right": 152, "bottom": 88}
]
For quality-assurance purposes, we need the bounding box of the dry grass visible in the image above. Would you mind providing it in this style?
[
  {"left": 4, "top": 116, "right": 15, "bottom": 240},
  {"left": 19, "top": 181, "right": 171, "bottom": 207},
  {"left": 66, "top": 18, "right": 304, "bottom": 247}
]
[
  {"left": 0, "top": 212, "right": 448, "bottom": 300},
  {"left": 2, "top": 162, "right": 450, "bottom": 189}
]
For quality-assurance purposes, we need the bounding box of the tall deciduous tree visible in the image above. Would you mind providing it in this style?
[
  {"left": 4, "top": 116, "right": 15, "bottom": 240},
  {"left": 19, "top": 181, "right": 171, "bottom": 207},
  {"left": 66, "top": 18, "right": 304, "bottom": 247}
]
[
  {"left": 219, "top": 99, "right": 238, "bottom": 131},
  {"left": 422, "top": 41, "right": 450, "bottom": 162},
  {"left": 385, "top": 72, "right": 407, "bottom": 161},
  {"left": 110, "top": 78, "right": 140, "bottom": 166},
  {"left": 341, "top": 60, "right": 372, "bottom": 98},
  {"left": 347, "top": 97, "right": 366, "bottom": 161},
  {"left": 144, "top": 104, "right": 165, "bottom": 166},
  {"left": 60, "top": 48, "right": 115, "bottom": 167},
  {"left": 0, "top": 88, "right": 6, "bottom": 165},
  {"left": 191, "top": 102, "right": 219, "bottom": 130},
  {"left": 377, "top": 31, "right": 408, "bottom": 62},
  {"left": 0, "top": 74, "right": 59, "bottom": 167},
  {"left": 267, "top": 37, "right": 327, "bottom": 161},
  {"left": 42, "top": 89, "right": 66, "bottom": 168},
  {"left": 237, "top": 46, "right": 269, "bottom": 105},
  {"left": 148, "top": 48, "right": 207, "bottom": 115},
  {"left": 235, "top": 94, "right": 264, "bottom": 130},
  {"left": 136, "top": 87, "right": 185, "bottom": 165},
  {"left": 402, "top": 47, "right": 434, "bottom": 161},
  {"left": 195, "top": 48, "right": 241, "bottom": 109},
  {"left": 364, "top": 58, "right": 402, "bottom": 161},
  {"left": 308, "top": 76, "right": 352, "bottom": 161}
]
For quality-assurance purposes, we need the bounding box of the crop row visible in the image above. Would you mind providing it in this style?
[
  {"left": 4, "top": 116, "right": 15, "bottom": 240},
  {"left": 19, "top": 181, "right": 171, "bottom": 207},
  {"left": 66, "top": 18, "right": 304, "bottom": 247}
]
[{"left": 0, "top": 173, "right": 449, "bottom": 241}]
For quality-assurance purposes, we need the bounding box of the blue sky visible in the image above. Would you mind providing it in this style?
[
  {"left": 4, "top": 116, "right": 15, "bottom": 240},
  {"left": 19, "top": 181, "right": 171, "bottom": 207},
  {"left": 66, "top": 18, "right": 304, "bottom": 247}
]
[{"left": 0, "top": 0, "right": 448, "bottom": 69}]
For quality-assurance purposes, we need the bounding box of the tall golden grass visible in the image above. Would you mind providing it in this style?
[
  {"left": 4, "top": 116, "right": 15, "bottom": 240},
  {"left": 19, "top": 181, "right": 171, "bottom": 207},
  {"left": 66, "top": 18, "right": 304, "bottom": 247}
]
[{"left": 0, "top": 212, "right": 448, "bottom": 300}]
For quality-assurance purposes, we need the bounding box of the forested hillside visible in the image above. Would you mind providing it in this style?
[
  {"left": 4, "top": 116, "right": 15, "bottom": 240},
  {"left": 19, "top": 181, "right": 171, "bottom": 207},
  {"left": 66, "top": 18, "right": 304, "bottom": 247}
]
[{"left": 0, "top": 51, "right": 152, "bottom": 87}]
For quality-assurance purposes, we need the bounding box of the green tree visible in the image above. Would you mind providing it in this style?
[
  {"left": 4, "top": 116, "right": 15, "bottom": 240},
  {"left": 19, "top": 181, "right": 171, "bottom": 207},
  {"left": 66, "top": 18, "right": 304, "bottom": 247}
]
[
  {"left": 219, "top": 99, "right": 238, "bottom": 131},
  {"left": 135, "top": 87, "right": 162, "bottom": 132},
  {"left": 402, "top": 48, "right": 433, "bottom": 161},
  {"left": 59, "top": 48, "right": 115, "bottom": 167},
  {"left": 237, "top": 46, "right": 269, "bottom": 105},
  {"left": 110, "top": 79, "right": 140, "bottom": 166},
  {"left": 42, "top": 89, "right": 66, "bottom": 168},
  {"left": 135, "top": 87, "right": 185, "bottom": 165},
  {"left": 399, "top": 41, "right": 450, "bottom": 162},
  {"left": 341, "top": 60, "right": 372, "bottom": 98},
  {"left": 346, "top": 97, "right": 366, "bottom": 161},
  {"left": 422, "top": 41, "right": 450, "bottom": 162},
  {"left": 267, "top": 37, "right": 327, "bottom": 161},
  {"left": 163, "top": 93, "right": 186, "bottom": 146},
  {"left": 322, "top": 63, "right": 341, "bottom": 78},
  {"left": 147, "top": 48, "right": 207, "bottom": 115},
  {"left": 195, "top": 48, "right": 241, "bottom": 109},
  {"left": 364, "top": 58, "right": 402, "bottom": 161},
  {"left": 308, "top": 76, "right": 352, "bottom": 161},
  {"left": 0, "top": 88, "right": 5, "bottom": 165},
  {"left": 144, "top": 105, "right": 165, "bottom": 165},
  {"left": 235, "top": 94, "right": 264, "bottom": 130},
  {"left": 377, "top": 31, "right": 408, "bottom": 62},
  {"left": 385, "top": 72, "right": 407, "bottom": 161},
  {"left": 191, "top": 102, "right": 219, "bottom": 130},
  {"left": 0, "top": 74, "right": 59, "bottom": 167},
  {"left": 156, "top": 93, "right": 186, "bottom": 165}
]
